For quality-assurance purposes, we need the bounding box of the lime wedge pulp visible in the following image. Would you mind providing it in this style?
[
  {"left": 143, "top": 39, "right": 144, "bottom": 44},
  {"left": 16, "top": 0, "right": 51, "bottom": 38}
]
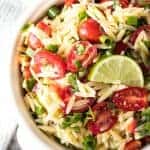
[{"left": 88, "top": 55, "right": 144, "bottom": 87}]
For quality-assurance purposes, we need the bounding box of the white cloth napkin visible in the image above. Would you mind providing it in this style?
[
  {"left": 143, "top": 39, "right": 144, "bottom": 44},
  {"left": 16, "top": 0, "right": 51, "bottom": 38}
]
[{"left": 0, "top": 0, "right": 38, "bottom": 149}]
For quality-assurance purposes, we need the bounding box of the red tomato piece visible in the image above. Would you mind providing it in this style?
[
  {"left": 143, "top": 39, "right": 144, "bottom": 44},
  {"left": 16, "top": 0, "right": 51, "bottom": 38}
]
[
  {"left": 112, "top": 87, "right": 148, "bottom": 111},
  {"left": 67, "top": 41, "right": 97, "bottom": 72},
  {"left": 32, "top": 50, "right": 66, "bottom": 79},
  {"left": 92, "top": 102, "right": 108, "bottom": 112},
  {"left": 78, "top": 18, "right": 103, "bottom": 42},
  {"left": 87, "top": 110, "right": 117, "bottom": 135},
  {"left": 124, "top": 140, "right": 142, "bottom": 150},
  {"left": 65, "top": 0, "right": 77, "bottom": 6},
  {"left": 28, "top": 33, "right": 43, "bottom": 50},
  {"left": 130, "top": 25, "right": 150, "bottom": 44},
  {"left": 37, "top": 21, "right": 51, "bottom": 36},
  {"left": 59, "top": 86, "right": 72, "bottom": 103},
  {"left": 49, "top": 83, "right": 72, "bottom": 107},
  {"left": 115, "top": 41, "right": 128, "bottom": 54},
  {"left": 119, "top": 0, "right": 130, "bottom": 8},
  {"left": 87, "top": 121, "right": 100, "bottom": 136},
  {"left": 127, "top": 119, "right": 137, "bottom": 134},
  {"left": 23, "top": 67, "right": 31, "bottom": 79}
]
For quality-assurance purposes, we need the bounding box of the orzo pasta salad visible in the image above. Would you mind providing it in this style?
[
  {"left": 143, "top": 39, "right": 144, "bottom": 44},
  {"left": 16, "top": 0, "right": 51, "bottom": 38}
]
[{"left": 18, "top": 0, "right": 150, "bottom": 149}]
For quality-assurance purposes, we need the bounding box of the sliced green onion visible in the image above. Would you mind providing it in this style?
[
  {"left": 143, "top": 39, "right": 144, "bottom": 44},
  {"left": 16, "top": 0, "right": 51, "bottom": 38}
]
[
  {"left": 46, "top": 44, "right": 59, "bottom": 53},
  {"left": 35, "top": 105, "right": 45, "bottom": 115},
  {"left": 61, "top": 113, "right": 82, "bottom": 129},
  {"left": 76, "top": 44, "right": 85, "bottom": 55},
  {"left": 126, "top": 16, "right": 138, "bottom": 26},
  {"left": 68, "top": 73, "right": 79, "bottom": 92},
  {"left": 82, "top": 135, "right": 96, "bottom": 150},
  {"left": 48, "top": 5, "right": 60, "bottom": 19},
  {"left": 21, "top": 23, "right": 31, "bottom": 32},
  {"left": 78, "top": 11, "right": 88, "bottom": 21},
  {"left": 74, "top": 60, "right": 82, "bottom": 68},
  {"left": 99, "top": 35, "right": 114, "bottom": 46},
  {"left": 26, "top": 48, "right": 34, "bottom": 57},
  {"left": 26, "top": 78, "right": 36, "bottom": 91}
]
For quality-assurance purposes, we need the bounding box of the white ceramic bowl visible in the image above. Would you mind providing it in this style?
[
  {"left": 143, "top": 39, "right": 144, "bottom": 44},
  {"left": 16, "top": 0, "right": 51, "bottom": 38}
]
[
  {"left": 10, "top": 0, "right": 67, "bottom": 150},
  {"left": 10, "top": 0, "right": 150, "bottom": 149}
]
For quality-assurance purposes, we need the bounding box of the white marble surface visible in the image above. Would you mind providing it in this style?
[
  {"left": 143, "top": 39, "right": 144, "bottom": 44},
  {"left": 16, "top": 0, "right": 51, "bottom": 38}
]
[{"left": 0, "top": 0, "right": 39, "bottom": 149}]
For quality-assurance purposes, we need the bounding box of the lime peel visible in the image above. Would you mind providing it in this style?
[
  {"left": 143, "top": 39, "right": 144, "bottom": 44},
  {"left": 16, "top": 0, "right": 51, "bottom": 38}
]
[{"left": 88, "top": 55, "right": 144, "bottom": 87}]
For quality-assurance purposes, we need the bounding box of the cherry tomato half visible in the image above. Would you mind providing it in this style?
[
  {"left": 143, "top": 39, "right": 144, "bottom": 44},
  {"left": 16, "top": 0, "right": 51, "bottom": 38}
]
[
  {"left": 124, "top": 140, "right": 142, "bottom": 150},
  {"left": 92, "top": 101, "right": 108, "bottom": 112},
  {"left": 31, "top": 50, "right": 66, "bottom": 79},
  {"left": 119, "top": 0, "right": 130, "bottom": 8},
  {"left": 87, "top": 110, "right": 117, "bottom": 135},
  {"left": 67, "top": 41, "right": 97, "bottom": 72},
  {"left": 28, "top": 33, "right": 43, "bottom": 50},
  {"left": 130, "top": 25, "right": 150, "bottom": 44},
  {"left": 37, "top": 21, "right": 51, "bottom": 36},
  {"left": 78, "top": 18, "right": 103, "bottom": 42},
  {"left": 112, "top": 87, "right": 148, "bottom": 111}
]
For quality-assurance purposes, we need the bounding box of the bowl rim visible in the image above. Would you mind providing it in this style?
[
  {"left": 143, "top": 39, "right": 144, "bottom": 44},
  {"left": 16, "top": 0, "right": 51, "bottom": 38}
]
[{"left": 10, "top": 0, "right": 66, "bottom": 150}]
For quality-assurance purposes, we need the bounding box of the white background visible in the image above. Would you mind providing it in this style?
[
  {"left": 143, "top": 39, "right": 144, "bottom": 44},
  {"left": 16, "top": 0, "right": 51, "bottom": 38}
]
[{"left": 0, "top": 0, "right": 38, "bottom": 149}]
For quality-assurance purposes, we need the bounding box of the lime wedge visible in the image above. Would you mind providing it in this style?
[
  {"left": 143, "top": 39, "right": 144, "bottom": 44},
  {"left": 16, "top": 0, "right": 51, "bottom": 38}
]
[{"left": 88, "top": 55, "right": 144, "bottom": 87}]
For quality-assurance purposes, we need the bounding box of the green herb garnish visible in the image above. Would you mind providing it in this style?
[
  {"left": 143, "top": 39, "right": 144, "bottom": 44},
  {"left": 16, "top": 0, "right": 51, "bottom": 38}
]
[
  {"left": 35, "top": 105, "right": 45, "bottom": 115},
  {"left": 76, "top": 44, "right": 85, "bottom": 55},
  {"left": 83, "top": 135, "right": 96, "bottom": 150},
  {"left": 61, "top": 113, "right": 82, "bottom": 129},
  {"left": 126, "top": 16, "right": 138, "bottom": 27},
  {"left": 48, "top": 5, "right": 60, "bottom": 19},
  {"left": 135, "top": 122, "right": 150, "bottom": 139},
  {"left": 134, "top": 108, "right": 150, "bottom": 139},
  {"left": 68, "top": 73, "right": 79, "bottom": 92},
  {"left": 21, "top": 23, "right": 31, "bottom": 32},
  {"left": 141, "top": 108, "right": 150, "bottom": 122},
  {"left": 74, "top": 60, "right": 82, "bottom": 68},
  {"left": 26, "top": 78, "right": 36, "bottom": 91},
  {"left": 78, "top": 11, "right": 88, "bottom": 21},
  {"left": 46, "top": 44, "right": 59, "bottom": 53}
]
